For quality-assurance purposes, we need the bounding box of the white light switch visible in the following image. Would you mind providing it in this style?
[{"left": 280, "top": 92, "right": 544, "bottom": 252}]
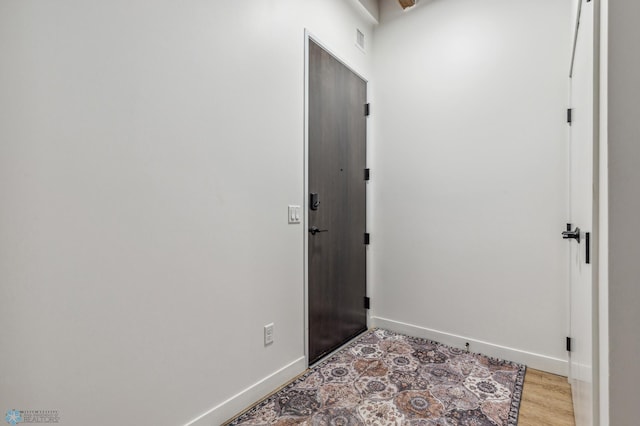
[{"left": 288, "top": 205, "right": 301, "bottom": 224}]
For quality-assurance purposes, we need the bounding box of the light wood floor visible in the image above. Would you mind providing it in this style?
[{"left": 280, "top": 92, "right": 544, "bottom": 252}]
[{"left": 519, "top": 368, "right": 575, "bottom": 426}]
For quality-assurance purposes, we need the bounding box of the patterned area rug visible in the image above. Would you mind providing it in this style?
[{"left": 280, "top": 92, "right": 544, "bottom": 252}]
[{"left": 227, "top": 329, "right": 525, "bottom": 425}]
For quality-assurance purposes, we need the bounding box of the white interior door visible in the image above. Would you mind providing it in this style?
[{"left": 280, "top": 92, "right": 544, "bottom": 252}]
[{"left": 568, "top": 1, "right": 597, "bottom": 425}]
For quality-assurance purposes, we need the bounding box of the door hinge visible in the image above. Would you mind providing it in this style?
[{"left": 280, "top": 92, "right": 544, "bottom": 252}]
[
  {"left": 566, "top": 337, "right": 572, "bottom": 352},
  {"left": 364, "top": 103, "right": 371, "bottom": 117},
  {"left": 586, "top": 232, "right": 591, "bottom": 264},
  {"left": 364, "top": 297, "right": 370, "bottom": 309},
  {"left": 567, "top": 108, "right": 573, "bottom": 125},
  {"left": 364, "top": 233, "right": 370, "bottom": 245},
  {"left": 364, "top": 168, "right": 370, "bottom": 181}
]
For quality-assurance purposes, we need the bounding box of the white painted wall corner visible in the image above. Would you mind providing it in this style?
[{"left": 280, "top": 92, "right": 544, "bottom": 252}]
[
  {"left": 184, "top": 357, "right": 306, "bottom": 426},
  {"left": 371, "top": 317, "right": 568, "bottom": 376}
]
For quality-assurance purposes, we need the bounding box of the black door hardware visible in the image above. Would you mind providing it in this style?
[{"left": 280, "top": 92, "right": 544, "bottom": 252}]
[
  {"left": 310, "top": 193, "right": 320, "bottom": 211},
  {"left": 309, "top": 226, "right": 328, "bottom": 236},
  {"left": 562, "top": 224, "right": 581, "bottom": 243}
]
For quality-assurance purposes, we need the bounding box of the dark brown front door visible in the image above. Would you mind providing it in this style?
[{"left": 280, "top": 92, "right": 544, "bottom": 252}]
[{"left": 308, "top": 39, "right": 367, "bottom": 364}]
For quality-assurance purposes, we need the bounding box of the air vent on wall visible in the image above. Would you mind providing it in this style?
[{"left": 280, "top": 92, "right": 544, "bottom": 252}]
[{"left": 356, "top": 29, "right": 365, "bottom": 51}]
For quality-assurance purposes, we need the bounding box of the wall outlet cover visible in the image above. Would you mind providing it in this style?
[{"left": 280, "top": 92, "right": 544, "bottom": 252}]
[{"left": 264, "top": 323, "right": 274, "bottom": 345}]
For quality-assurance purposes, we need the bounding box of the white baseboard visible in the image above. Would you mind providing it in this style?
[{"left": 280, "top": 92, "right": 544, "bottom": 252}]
[
  {"left": 371, "top": 316, "right": 568, "bottom": 376},
  {"left": 184, "top": 356, "right": 307, "bottom": 426}
]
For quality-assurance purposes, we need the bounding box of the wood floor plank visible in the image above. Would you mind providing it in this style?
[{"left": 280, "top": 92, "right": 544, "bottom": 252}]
[{"left": 519, "top": 368, "right": 575, "bottom": 426}]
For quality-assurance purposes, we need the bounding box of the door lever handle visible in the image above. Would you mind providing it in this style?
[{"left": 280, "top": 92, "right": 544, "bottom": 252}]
[
  {"left": 562, "top": 227, "right": 581, "bottom": 243},
  {"left": 309, "top": 226, "right": 328, "bottom": 236}
]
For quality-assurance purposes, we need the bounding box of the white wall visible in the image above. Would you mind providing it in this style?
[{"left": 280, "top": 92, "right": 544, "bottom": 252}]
[
  {"left": 0, "top": 1, "right": 373, "bottom": 425},
  {"left": 371, "top": 0, "right": 573, "bottom": 374},
  {"left": 607, "top": 0, "right": 640, "bottom": 424},
  {"left": 356, "top": 0, "right": 380, "bottom": 23}
]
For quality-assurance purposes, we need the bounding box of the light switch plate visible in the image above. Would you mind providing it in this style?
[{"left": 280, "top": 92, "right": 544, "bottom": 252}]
[{"left": 288, "top": 205, "right": 301, "bottom": 224}]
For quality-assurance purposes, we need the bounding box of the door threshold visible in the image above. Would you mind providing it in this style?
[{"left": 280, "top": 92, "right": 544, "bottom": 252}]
[{"left": 308, "top": 327, "right": 369, "bottom": 368}]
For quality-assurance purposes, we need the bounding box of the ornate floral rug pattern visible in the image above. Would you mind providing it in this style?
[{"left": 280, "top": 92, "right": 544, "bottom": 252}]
[{"left": 227, "top": 329, "right": 525, "bottom": 425}]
